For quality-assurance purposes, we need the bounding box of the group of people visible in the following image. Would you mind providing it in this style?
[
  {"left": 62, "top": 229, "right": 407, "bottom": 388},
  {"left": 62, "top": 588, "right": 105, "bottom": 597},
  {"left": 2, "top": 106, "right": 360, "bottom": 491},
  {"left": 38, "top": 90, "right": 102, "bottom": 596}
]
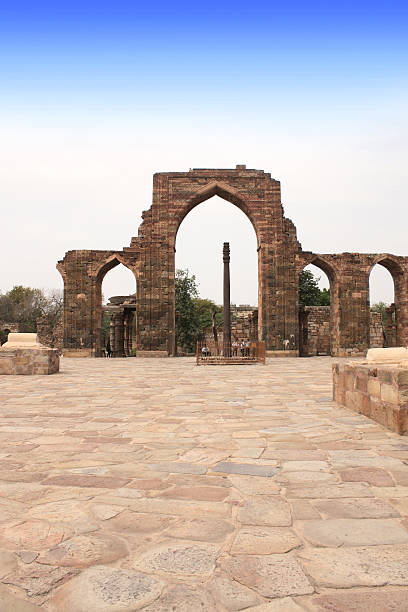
[
  {"left": 232, "top": 339, "right": 251, "bottom": 357},
  {"left": 201, "top": 338, "right": 252, "bottom": 358}
]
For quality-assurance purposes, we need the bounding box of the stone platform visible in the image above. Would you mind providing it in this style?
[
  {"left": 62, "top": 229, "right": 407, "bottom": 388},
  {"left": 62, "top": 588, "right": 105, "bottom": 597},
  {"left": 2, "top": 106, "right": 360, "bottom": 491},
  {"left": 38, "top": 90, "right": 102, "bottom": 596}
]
[
  {"left": 333, "top": 360, "right": 408, "bottom": 435},
  {"left": 0, "top": 357, "right": 408, "bottom": 610},
  {"left": 0, "top": 333, "right": 59, "bottom": 375}
]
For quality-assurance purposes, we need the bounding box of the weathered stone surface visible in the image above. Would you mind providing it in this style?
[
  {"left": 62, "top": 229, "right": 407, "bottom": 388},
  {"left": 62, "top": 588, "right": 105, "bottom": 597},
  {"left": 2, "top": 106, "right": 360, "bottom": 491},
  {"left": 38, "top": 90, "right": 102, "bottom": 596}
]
[
  {"left": 90, "top": 504, "right": 123, "bottom": 520},
  {"left": 231, "top": 526, "right": 300, "bottom": 554},
  {"left": 306, "top": 587, "right": 408, "bottom": 611},
  {"left": 208, "top": 575, "right": 262, "bottom": 610},
  {"left": 49, "top": 566, "right": 164, "bottom": 611},
  {"left": 37, "top": 533, "right": 127, "bottom": 567},
  {"left": 168, "top": 517, "right": 234, "bottom": 542},
  {"left": 298, "top": 545, "right": 408, "bottom": 587},
  {"left": 0, "top": 520, "right": 70, "bottom": 550},
  {"left": 105, "top": 510, "right": 174, "bottom": 534},
  {"left": 3, "top": 562, "right": 77, "bottom": 597},
  {"left": 314, "top": 498, "right": 400, "bottom": 518},
  {"left": 286, "top": 483, "right": 373, "bottom": 498},
  {"left": 41, "top": 475, "right": 130, "bottom": 488},
  {"left": 301, "top": 518, "right": 408, "bottom": 547},
  {"left": 142, "top": 584, "right": 217, "bottom": 611},
  {"left": 238, "top": 496, "right": 292, "bottom": 526},
  {"left": 147, "top": 462, "right": 206, "bottom": 475},
  {"left": 339, "top": 467, "right": 394, "bottom": 487},
  {"left": 132, "top": 541, "right": 219, "bottom": 577},
  {"left": 0, "top": 550, "right": 17, "bottom": 578},
  {"left": 18, "top": 551, "right": 38, "bottom": 564},
  {"left": 158, "top": 485, "right": 229, "bottom": 501},
  {"left": 0, "top": 584, "right": 42, "bottom": 611},
  {"left": 228, "top": 475, "right": 280, "bottom": 495},
  {"left": 245, "top": 599, "right": 303, "bottom": 611},
  {"left": 281, "top": 461, "right": 329, "bottom": 472},
  {"left": 222, "top": 554, "right": 314, "bottom": 597},
  {"left": 213, "top": 462, "right": 277, "bottom": 477}
]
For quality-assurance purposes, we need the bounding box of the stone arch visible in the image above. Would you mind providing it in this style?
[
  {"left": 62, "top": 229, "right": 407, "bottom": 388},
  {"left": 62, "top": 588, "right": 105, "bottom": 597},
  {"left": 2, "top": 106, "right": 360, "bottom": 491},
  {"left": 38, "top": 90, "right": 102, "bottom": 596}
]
[
  {"left": 297, "top": 255, "right": 339, "bottom": 356},
  {"left": 172, "top": 181, "right": 260, "bottom": 248},
  {"left": 94, "top": 254, "right": 138, "bottom": 357},
  {"left": 368, "top": 255, "right": 405, "bottom": 347}
]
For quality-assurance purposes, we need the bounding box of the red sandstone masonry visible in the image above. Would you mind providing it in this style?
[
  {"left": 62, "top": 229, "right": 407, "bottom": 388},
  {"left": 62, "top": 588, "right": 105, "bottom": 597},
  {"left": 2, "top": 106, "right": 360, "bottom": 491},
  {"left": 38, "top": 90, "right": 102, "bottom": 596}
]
[
  {"left": 57, "top": 166, "right": 408, "bottom": 357},
  {"left": 333, "top": 362, "right": 408, "bottom": 435}
]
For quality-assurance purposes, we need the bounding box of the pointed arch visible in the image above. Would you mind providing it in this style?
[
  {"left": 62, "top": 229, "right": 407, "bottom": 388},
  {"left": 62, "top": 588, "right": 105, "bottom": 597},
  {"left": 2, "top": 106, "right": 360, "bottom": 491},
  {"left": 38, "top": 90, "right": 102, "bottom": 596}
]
[{"left": 174, "top": 181, "right": 260, "bottom": 247}]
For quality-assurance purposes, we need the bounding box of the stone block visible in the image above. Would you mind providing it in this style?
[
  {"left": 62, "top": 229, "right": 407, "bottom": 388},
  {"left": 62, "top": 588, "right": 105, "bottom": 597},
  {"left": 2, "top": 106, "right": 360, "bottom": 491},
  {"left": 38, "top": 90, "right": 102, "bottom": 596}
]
[
  {"left": 0, "top": 340, "right": 59, "bottom": 376},
  {"left": 367, "top": 376, "right": 381, "bottom": 397},
  {"left": 367, "top": 347, "right": 408, "bottom": 362},
  {"left": 381, "top": 383, "right": 399, "bottom": 404}
]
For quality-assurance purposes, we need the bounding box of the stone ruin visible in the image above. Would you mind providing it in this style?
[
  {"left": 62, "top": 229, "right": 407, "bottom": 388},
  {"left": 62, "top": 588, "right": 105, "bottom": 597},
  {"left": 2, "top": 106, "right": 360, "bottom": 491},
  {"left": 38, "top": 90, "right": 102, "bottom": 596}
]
[
  {"left": 57, "top": 165, "right": 408, "bottom": 358},
  {"left": 0, "top": 333, "right": 59, "bottom": 375}
]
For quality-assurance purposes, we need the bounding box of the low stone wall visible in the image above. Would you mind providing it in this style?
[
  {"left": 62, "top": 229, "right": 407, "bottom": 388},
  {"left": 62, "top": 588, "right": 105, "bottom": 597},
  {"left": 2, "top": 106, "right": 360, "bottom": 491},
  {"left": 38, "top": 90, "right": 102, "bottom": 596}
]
[
  {"left": 0, "top": 348, "right": 59, "bottom": 375},
  {"left": 333, "top": 361, "right": 408, "bottom": 435}
]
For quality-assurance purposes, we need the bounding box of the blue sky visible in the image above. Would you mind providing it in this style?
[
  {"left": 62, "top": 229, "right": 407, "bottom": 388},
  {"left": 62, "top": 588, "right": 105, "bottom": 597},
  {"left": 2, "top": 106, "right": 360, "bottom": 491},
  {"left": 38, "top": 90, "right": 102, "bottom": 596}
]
[{"left": 1, "top": 0, "right": 407, "bottom": 303}]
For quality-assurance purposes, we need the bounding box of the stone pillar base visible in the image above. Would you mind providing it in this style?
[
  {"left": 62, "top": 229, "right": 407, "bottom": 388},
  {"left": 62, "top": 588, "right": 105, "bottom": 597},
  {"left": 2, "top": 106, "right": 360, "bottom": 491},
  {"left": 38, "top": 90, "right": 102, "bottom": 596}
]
[
  {"left": 136, "top": 350, "right": 169, "bottom": 358},
  {"left": 0, "top": 348, "right": 59, "bottom": 375}
]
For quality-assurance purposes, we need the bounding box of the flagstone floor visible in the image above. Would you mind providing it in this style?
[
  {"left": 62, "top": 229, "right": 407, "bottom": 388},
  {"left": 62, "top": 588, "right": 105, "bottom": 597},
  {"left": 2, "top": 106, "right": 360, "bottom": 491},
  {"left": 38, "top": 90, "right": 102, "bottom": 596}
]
[{"left": 0, "top": 356, "right": 408, "bottom": 611}]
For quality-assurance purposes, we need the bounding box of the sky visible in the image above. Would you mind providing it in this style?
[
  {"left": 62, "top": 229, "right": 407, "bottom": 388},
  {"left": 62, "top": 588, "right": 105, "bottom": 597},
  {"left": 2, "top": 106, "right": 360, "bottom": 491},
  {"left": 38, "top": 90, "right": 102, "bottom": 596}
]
[{"left": 1, "top": 0, "right": 407, "bottom": 306}]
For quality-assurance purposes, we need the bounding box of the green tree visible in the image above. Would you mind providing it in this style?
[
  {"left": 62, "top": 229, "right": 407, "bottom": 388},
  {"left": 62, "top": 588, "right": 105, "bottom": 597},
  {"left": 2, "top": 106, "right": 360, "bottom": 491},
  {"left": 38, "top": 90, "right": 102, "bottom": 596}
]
[
  {"left": 175, "top": 269, "right": 199, "bottom": 352},
  {"left": 371, "top": 301, "right": 389, "bottom": 327},
  {"left": 299, "top": 270, "right": 330, "bottom": 306},
  {"left": 193, "top": 298, "right": 223, "bottom": 341},
  {"left": 0, "top": 286, "right": 48, "bottom": 332}
]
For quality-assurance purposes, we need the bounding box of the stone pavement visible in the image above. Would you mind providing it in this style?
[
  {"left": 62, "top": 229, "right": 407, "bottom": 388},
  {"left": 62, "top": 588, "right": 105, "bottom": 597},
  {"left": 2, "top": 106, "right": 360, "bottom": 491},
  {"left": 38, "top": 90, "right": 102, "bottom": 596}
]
[{"left": 0, "top": 357, "right": 408, "bottom": 611}]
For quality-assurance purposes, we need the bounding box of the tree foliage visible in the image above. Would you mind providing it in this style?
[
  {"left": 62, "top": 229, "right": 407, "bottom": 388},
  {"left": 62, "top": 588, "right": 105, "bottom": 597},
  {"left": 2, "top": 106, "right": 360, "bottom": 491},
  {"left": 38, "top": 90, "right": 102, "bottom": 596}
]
[
  {"left": 299, "top": 270, "right": 330, "bottom": 306},
  {"left": 0, "top": 286, "right": 63, "bottom": 334},
  {"left": 175, "top": 270, "right": 223, "bottom": 352},
  {"left": 371, "top": 301, "right": 389, "bottom": 327}
]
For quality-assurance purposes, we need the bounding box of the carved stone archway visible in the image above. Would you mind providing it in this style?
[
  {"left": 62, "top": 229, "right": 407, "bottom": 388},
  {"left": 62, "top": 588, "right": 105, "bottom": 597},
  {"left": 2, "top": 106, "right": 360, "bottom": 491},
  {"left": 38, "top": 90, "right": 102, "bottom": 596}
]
[{"left": 58, "top": 166, "right": 408, "bottom": 357}]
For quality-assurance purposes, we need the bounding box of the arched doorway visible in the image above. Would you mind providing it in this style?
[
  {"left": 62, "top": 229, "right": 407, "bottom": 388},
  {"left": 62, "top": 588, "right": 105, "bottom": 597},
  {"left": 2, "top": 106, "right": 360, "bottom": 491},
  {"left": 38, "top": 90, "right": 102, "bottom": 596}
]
[
  {"left": 298, "top": 258, "right": 337, "bottom": 356},
  {"left": 173, "top": 192, "right": 260, "bottom": 355},
  {"left": 369, "top": 258, "right": 403, "bottom": 347},
  {"left": 175, "top": 194, "right": 258, "bottom": 354},
  {"left": 96, "top": 259, "right": 137, "bottom": 357}
]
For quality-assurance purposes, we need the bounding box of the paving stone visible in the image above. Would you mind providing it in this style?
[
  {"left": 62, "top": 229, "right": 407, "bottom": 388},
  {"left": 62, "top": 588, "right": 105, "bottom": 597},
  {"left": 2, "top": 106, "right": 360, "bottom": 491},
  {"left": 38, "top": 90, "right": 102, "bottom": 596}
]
[
  {"left": 48, "top": 565, "right": 164, "bottom": 611},
  {"left": 313, "top": 498, "right": 400, "bottom": 518},
  {"left": 212, "top": 462, "right": 277, "bottom": 477},
  {"left": 37, "top": 533, "right": 128, "bottom": 567},
  {"left": 222, "top": 554, "right": 314, "bottom": 598},
  {"left": 298, "top": 545, "right": 408, "bottom": 587},
  {"left": 3, "top": 563, "right": 77, "bottom": 597},
  {"left": 0, "top": 520, "right": 71, "bottom": 550},
  {"left": 0, "top": 584, "right": 42, "bottom": 611},
  {"left": 245, "top": 599, "right": 304, "bottom": 611},
  {"left": 132, "top": 541, "right": 219, "bottom": 577},
  {"left": 301, "top": 518, "right": 408, "bottom": 547},
  {"left": 231, "top": 526, "right": 300, "bottom": 554},
  {"left": 90, "top": 504, "right": 123, "bottom": 520},
  {"left": 208, "top": 575, "right": 262, "bottom": 610},
  {"left": 304, "top": 587, "right": 408, "bottom": 611},
  {"left": 0, "top": 550, "right": 17, "bottom": 578},
  {"left": 278, "top": 471, "right": 337, "bottom": 484},
  {"left": 41, "top": 475, "right": 130, "bottom": 488},
  {"left": 290, "top": 500, "right": 321, "bottom": 520},
  {"left": 228, "top": 475, "right": 280, "bottom": 495},
  {"left": 339, "top": 467, "right": 395, "bottom": 487},
  {"left": 126, "top": 478, "right": 169, "bottom": 490},
  {"left": 158, "top": 485, "right": 229, "bottom": 501},
  {"left": 238, "top": 496, "right": 292, "bottom": 526},
  {"left": 142, "top": 584, "right": 217, "bottom": 611},
  {"left": 128, "top": 497, "right": 230, "bottom": 517},
  {"left": 105, "top": 510, "right": 175, "bottom": 534},
  {"left": 286, "top": 483, "right": 373, "bottom": 498},
  {"left": 147, "top": 462, "right": 207, "bottom": 474},
  {"left": 167, "top": 517, "right": 234, "bottom": 542},
  {"left": 281, "top": 461, "right": 329, "bottom": 471}
]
